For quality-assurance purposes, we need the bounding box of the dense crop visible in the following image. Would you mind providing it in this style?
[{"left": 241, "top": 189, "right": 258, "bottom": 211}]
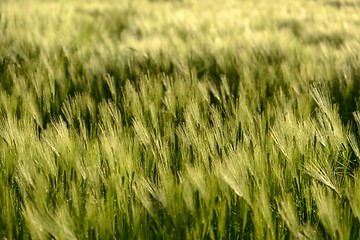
[{"left": 1, "top": 0, "right": 360, "bottom": 239}]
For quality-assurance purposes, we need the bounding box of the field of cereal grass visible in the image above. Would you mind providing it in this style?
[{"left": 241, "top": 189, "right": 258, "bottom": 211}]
[{"left": 1, "top": 0, "right": 360, "bottom": 239}]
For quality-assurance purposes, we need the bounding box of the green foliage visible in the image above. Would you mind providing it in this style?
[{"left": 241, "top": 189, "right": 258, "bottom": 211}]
[{"left": 1, "top": 0, "right": 360, "bottom": 239}]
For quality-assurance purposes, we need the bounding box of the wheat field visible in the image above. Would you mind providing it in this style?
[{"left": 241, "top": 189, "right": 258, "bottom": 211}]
[{"left": 1, "top": 0, "right": 360, "bottom": 239}]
